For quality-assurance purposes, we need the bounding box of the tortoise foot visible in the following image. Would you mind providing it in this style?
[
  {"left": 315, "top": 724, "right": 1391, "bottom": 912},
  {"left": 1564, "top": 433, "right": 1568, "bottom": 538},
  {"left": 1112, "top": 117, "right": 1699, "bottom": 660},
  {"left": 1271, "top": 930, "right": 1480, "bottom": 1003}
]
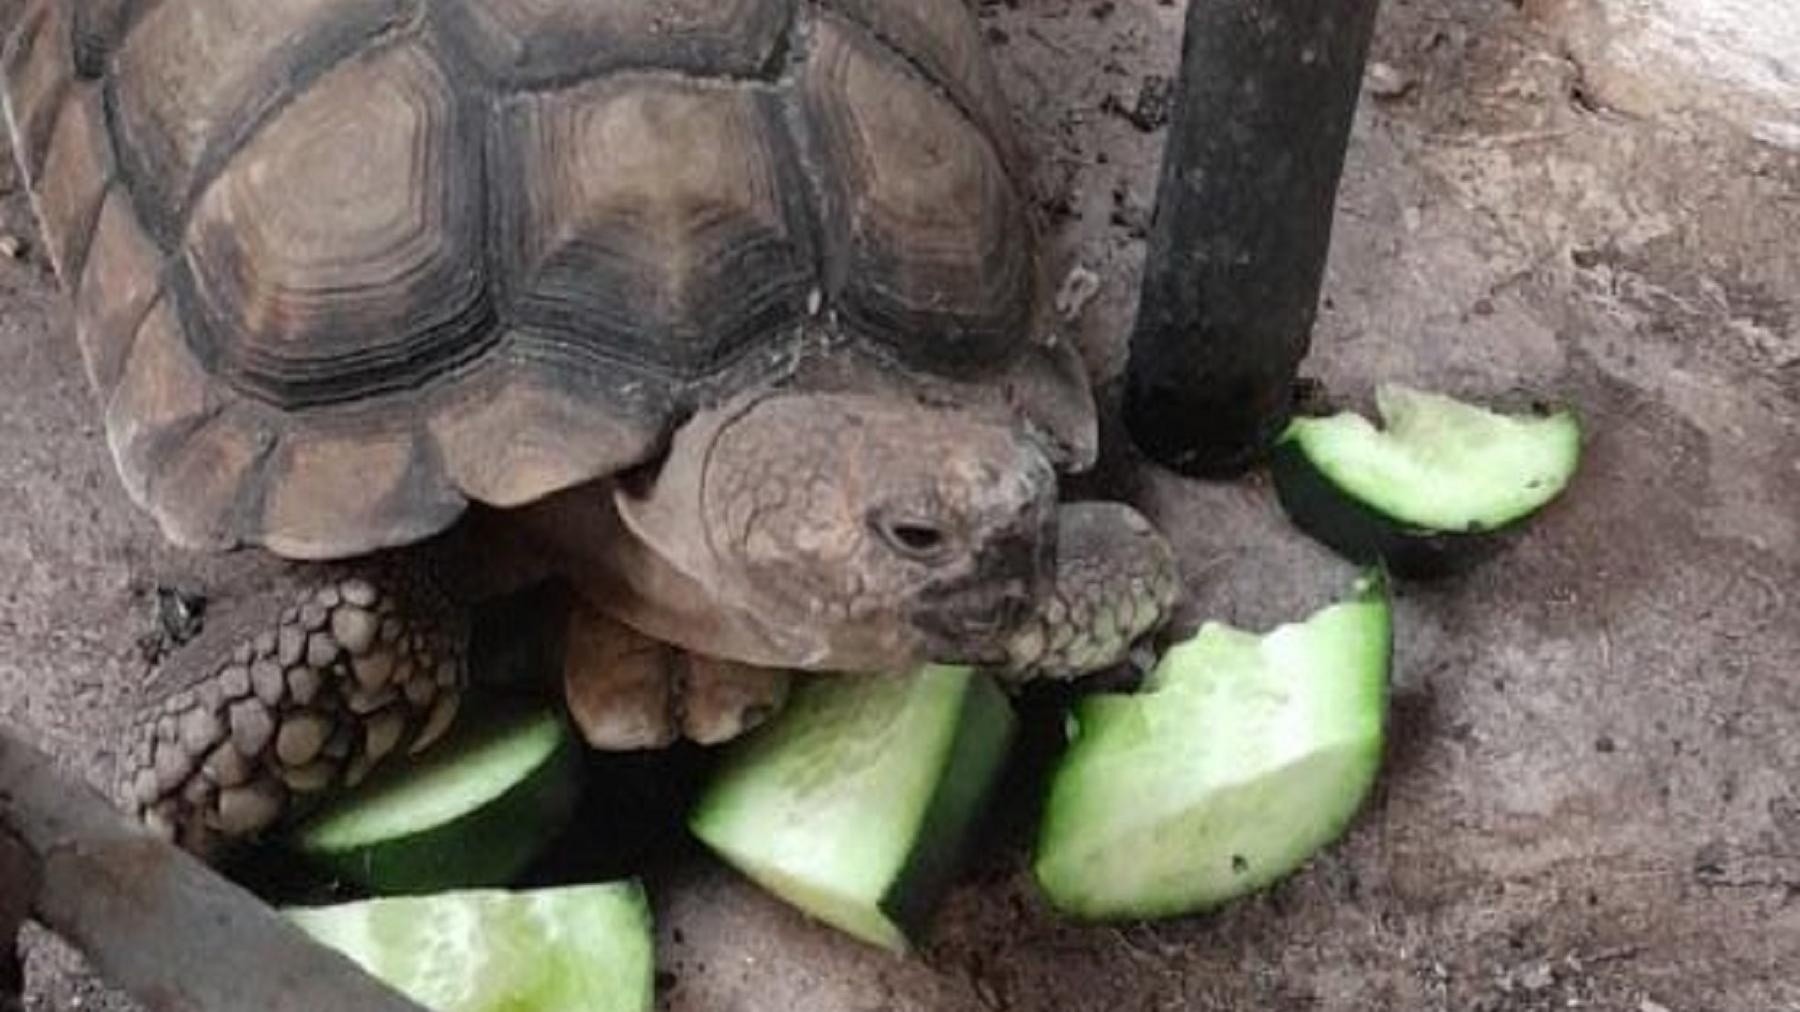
[
  {"left": 118, "top": 564, "right": 469, "bottom": 858},
  {"left": 562, "top": 601, "right": 790, "bottom": 750}
]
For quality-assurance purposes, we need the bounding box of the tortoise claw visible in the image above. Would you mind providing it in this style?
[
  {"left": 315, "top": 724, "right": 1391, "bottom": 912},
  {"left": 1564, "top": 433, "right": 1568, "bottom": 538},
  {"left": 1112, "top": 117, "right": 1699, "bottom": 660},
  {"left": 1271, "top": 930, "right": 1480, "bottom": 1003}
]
[{"left": 562, "top": 601, "right": 790, "bottom": 750}]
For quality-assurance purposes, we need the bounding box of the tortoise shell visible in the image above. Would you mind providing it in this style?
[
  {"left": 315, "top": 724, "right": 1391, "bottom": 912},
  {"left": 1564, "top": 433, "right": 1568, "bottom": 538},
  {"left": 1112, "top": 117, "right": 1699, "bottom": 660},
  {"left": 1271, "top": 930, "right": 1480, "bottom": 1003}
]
[{"left": 2, "top": 0, "right": 1040, "bottom": 559}]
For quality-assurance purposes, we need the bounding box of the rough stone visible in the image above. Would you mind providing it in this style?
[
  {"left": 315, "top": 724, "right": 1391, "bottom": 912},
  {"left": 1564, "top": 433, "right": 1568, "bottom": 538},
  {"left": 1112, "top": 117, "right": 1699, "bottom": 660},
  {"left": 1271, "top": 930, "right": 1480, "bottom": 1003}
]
[{"left": 1534, "top": 0, "right": 1800, "bottom": 148}]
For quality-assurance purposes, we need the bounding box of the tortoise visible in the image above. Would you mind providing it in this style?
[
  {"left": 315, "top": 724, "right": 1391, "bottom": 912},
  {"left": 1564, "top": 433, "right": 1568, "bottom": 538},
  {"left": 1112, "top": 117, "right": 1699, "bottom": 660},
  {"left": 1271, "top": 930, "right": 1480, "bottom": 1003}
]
[{"left": 1, "top": 0, "right": 1183, "bottom": 856}]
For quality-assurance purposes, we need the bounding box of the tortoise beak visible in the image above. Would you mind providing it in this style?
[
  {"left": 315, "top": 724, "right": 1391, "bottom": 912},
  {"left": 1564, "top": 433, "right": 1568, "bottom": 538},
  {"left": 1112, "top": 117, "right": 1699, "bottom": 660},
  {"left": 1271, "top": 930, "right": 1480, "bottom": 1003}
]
[{"left": 910, "top": 503, "right": 1055, "bottom": 662}]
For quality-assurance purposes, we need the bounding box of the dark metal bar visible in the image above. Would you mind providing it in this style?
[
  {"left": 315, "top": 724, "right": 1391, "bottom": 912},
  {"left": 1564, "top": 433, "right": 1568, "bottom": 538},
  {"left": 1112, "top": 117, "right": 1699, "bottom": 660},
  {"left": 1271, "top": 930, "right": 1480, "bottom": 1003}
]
[
  {"left": 1123, "top": 0, "right": 1382, "bottom": 477},
  {"left": 0, "top": 727, "right": 427, "bottom": 1012}
]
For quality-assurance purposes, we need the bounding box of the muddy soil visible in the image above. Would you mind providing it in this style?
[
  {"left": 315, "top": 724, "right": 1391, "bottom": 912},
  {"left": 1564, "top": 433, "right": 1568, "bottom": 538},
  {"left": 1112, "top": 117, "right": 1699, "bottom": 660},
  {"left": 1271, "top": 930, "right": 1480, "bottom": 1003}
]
[{"left": 1, "top": 1, "right": 1797, "bottom": 1010}]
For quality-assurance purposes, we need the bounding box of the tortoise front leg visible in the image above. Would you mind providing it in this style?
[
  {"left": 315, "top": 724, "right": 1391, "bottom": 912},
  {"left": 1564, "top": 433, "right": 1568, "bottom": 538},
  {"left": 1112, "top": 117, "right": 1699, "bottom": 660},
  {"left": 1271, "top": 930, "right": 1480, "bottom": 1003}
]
[
  {"left": 117, "top": 559, "right": 469, "bottom": 858},
  {"left": 1001, "top": 502, "right": 1182, "bottom": 681}
]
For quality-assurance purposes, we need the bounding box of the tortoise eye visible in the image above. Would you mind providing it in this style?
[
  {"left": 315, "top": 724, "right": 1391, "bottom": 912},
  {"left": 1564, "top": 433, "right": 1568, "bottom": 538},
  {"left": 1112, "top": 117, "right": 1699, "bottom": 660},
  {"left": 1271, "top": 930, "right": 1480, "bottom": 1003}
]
[{"left": 875, "top": 517, "right": 953, "bottom": 561}]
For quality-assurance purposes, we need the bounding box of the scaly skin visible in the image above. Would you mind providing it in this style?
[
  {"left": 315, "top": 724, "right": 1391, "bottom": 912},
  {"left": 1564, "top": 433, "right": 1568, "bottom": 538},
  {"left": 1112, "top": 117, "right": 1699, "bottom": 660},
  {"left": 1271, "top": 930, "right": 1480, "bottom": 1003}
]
[
  {"left": 116, "top": 566, "right": 470, "bottom": 859},
  {"left": 1001, "top": 503, "right": 1183, "bottom": 680}
]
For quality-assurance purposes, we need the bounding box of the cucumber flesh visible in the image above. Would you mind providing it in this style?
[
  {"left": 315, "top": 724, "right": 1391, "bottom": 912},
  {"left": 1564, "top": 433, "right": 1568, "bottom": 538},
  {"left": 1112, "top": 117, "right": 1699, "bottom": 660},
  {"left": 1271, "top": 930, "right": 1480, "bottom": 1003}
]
[
  {"left": 688, "top": 665, "right": 1016, "bottom": 952},
  {"left": 1286, "top": 384, "right": 1580, "bottom": 531},
  {"left": 288, "top": 696, "right": 580, "bottom": 895},
  {"left": 288, "top": 881, "right": 653, "bottom": 1012},
  {"left": 1033, "top": 575, "right": 1390, "bottom": 921}
]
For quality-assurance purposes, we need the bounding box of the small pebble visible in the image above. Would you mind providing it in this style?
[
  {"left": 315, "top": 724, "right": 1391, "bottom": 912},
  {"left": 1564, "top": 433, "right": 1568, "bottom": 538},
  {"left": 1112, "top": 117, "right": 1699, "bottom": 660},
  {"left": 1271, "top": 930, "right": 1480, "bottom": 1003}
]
[
  {"left": 341, "top": 579, "right": 379, "bottom": 608},
  {"left": 1053, "top": 265, "right": 1102, "bottom": 321},
  {"left": 1366, "top": 61, "right": 1414, "bottom": 99}
]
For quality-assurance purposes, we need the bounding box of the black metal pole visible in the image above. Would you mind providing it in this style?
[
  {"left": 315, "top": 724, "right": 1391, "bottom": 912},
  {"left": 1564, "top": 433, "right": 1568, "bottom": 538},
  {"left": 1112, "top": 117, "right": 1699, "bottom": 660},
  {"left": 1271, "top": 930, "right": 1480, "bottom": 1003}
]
[{"left": 1123, "top": 0, "right": 1381, "bottom": 478}]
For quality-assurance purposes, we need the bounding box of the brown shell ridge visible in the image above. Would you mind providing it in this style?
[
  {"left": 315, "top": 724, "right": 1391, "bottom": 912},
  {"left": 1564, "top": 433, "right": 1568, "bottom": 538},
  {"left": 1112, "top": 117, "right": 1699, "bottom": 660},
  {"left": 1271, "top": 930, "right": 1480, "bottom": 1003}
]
[
  {"left": 2, "top": 0, "right": 70, "bottom": 184},
  {"left": 34, "top": 83, "right": 117, "bottom": 288},
  {"left": 71, "top": 0, "right": 159, "bottom": 80},
  {"left": 433, "top": 30, "right": 796, "bottom": 96},
  {"left": 815, "top": 0, "right": 1024, "bottom": 183},
  {"left": 152, "top": 411, "right": 277, "bottom": 553},
  {"left": 106, "top": 0, "right": 421, "bottom": 250},
  {"left": 770, "top": 2, "right": 835, "bottom": 307},
  {"left": 11, "top": 0, "right": 1049, "bottom": 563},
  {"left": 175, "top": 33, "right": 497, "bottom": 411},
  {"left": 799, "top": 13, "right": 1037, "bottom": 375},
  {"left": 426, "top": 0, "right": 796, "bottom": 91},
  {"left": 488, "top": 69, "right": 818, "bottom": 382}
]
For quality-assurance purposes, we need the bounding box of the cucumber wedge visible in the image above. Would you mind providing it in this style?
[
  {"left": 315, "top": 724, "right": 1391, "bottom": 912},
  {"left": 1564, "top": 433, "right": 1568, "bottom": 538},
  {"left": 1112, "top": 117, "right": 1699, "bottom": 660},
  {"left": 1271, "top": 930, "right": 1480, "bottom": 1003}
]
[
  {"left": 288, "top": 697, "right": 580, "bottom": 895},
  {"left": 288, "top": 881, "right": 653, "bottom": 1012},
  {"left": 1033, "top": 575, "right": 1390, "bottom": 921},
  {"left": 1272, "top": 384, "right": 1581, "bottom": 576},
  {"left": 689, "top": 665, "right": 1016, "bottom": 953}
]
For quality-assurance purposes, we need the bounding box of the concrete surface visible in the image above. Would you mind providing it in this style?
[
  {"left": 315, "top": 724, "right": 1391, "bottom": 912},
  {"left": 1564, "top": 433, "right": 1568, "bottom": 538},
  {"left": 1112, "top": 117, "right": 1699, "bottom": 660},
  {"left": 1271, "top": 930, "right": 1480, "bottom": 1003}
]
[
  {"left": 2, "top": 0, "right": 1798, "bottom": 1010},
  {"left": 1531, "top": 0, "right": 1800, "bottom": 150}
]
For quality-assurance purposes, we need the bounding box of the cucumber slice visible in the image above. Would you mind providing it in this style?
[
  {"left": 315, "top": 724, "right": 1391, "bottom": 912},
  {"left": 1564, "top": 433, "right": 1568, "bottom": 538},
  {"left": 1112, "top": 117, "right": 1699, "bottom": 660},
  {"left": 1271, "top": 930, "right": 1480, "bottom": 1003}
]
[
  {"left": 689, "top": 665, "right": 1016, "bottom": 952},
  {"left": 288, "top": 697, "right": 581, "bottom": 895},
  {"left": 1272, "top": 384, "right": 1581, "bottom": 576},
  {"left": 1033, "top": 574, "right": 1390, "bottom": 921},
  {"left": 288, "top": 881, "right": 653, "bottom": 1012}
]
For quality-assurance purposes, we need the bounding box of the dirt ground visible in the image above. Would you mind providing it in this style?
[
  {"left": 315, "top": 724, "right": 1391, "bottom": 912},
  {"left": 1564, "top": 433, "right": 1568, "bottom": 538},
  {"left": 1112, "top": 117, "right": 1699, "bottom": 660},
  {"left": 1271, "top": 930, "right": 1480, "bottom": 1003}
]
[{"left": 3, "top": 0, "right": 1798, "bottom": 1010}]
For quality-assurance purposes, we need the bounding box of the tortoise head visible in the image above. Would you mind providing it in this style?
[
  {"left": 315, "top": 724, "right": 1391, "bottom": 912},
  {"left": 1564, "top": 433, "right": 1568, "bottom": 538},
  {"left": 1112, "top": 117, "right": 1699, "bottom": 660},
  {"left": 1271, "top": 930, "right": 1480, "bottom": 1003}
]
[{"left": 615, "top": 392, "right": 1058, "bottom": 672}]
